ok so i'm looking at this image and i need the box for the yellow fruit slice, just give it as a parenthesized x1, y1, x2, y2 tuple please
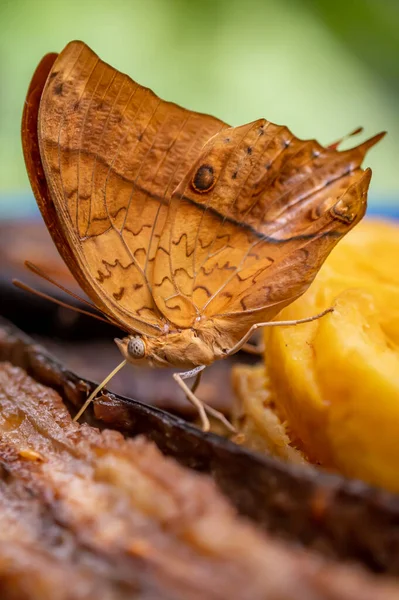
(231, 364, 306, 464)
(263, 219, 399, 492)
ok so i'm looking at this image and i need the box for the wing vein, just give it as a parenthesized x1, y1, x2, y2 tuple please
(143, 112, 192, 279)
(84, 70, 120, 237)
(192, 124, 271, 300)
(75, 58, 102, 232)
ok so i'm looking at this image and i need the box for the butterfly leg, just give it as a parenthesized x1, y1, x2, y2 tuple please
(191, 369, 203, 394)
(173, 367, 209, 430)
(241, 330, 265, 356)
(241, 341, 265, 356)
(173, 367, 236, 433)
(227, 307, 333, 356)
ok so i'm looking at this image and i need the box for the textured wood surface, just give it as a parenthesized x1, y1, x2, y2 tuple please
(2, 360, 399, 599)
(1, 316, 399, 577)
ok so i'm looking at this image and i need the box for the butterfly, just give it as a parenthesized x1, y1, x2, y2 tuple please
(20, 40, 384, 431)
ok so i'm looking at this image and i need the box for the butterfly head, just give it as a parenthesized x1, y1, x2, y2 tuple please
(115, 335, 151, 365)
(115, 328, 219, 369)
(127, 336, 146, 359)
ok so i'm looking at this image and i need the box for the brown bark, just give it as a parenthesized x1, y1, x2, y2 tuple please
(0, 361, 398, 600)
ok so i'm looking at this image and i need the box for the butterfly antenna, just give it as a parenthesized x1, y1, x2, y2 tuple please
(73, 359, 127, 422)
(12, 279, 114, 325)
(23, 261, 122, 327)
(25, 261, 99, 311)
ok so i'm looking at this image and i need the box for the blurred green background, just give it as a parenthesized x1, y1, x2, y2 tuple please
(0, 0, 398, 216)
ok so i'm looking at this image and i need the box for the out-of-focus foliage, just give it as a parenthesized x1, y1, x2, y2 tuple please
(0, 0, 397, 207)
(304, 0, 399, 90)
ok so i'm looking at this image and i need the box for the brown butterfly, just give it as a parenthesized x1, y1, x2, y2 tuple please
(20, 40, 384, 431)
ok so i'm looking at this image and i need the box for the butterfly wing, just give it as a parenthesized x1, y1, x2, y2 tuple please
(22, 40, 227, 336)
(153, 118, 383, 338)
(24, 40, 383, 343)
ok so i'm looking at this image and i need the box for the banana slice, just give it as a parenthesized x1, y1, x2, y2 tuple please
(263, 219, 399, 492)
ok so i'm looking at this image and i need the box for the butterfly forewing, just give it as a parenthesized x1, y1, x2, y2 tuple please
(31, 40, 227, 335)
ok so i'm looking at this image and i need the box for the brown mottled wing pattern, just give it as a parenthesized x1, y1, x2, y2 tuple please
(27, 40, 227, 336)
(153, 119, 382, 330)
(24, 40, 382, 339)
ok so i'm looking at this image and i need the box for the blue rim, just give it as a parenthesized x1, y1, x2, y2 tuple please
(0, 192, 398, 220)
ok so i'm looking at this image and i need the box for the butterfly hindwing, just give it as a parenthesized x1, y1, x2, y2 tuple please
(153, 119, 381, 334)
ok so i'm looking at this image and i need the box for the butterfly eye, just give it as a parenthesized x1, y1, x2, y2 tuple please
(127, 336, 146, 359)
(191, 164, 215, 193)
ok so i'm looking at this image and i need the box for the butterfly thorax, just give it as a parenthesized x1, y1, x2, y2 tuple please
(116, 325, 229, 370)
